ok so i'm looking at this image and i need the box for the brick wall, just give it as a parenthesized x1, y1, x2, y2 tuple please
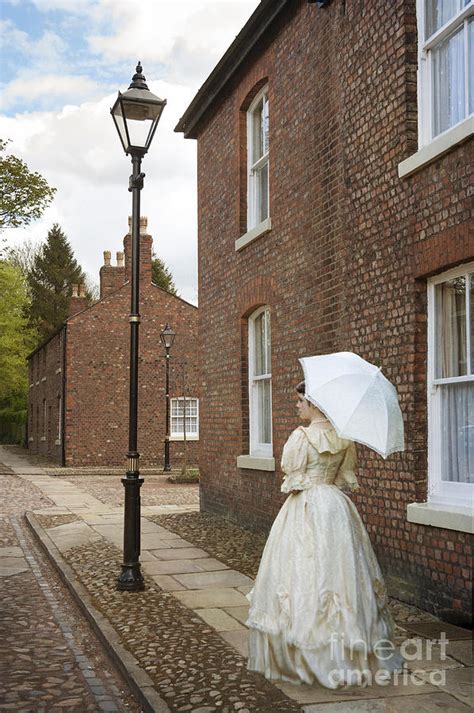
(192, 0, 473, 621)
(28, 223, 199, 470)
(64, 275, 199, 468)
(27, 329, 64, 463)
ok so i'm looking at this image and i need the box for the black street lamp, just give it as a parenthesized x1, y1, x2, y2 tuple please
(111, 63, 166, 592)
(160, 324, 176, 472)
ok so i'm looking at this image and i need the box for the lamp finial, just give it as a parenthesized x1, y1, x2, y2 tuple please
(129, 62, 149, 91)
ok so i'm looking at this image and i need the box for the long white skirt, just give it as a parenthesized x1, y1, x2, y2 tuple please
(246, 484, 404, 688)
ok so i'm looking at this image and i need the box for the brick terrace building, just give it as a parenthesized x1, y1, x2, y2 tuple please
(176, 0, 473, 622)
(27, 218, 199, 469)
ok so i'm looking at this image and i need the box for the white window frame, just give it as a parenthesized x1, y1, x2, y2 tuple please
(427, 262, 474, 508)
(247, 86, 269, 232)
(417, 0, 474, 147)
(248, 306, 273, 458)
(170, 397, 199, 441)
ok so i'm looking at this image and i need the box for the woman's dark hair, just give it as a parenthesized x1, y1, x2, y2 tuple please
(296, 381, 305, 395)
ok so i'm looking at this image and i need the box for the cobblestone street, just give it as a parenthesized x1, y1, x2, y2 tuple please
(0, 465, 142, 712)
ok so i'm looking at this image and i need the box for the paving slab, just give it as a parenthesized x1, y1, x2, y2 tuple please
(141, 558, 205, 575)
(403, 621, 472, 641)
(173, 587, 249, 609)
(220, 630, 249, 658)
(403, 639, 464, 672)
(0, 546, 24, 557)
(0, 557, 29, 576)
(448, 640, 473, 666)
(47, 521, 102, 552)
(275, 675, 439, 705)
(193, 558, 229, 571)
(413, 666, 474, 708)
(302, 691, 472, 712)
(151, 546, 210, 560)
(223, 605, 250, 625)
(150, 574, 186, 591)
(174, 569, 254, 590)
(196, 608, 246, 632)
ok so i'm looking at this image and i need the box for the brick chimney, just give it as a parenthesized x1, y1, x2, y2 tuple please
(123, 216, 153, 284)
(69, 283, 89, 316)
(99, 249, 126, 298)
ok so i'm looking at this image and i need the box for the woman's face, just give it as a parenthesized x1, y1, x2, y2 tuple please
(296, 394, 314, 422)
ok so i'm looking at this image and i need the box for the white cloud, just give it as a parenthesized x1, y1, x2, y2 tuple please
(87, 0, 259, 83)
(1, 75, 103, 111)
(0, 20, 67, 68)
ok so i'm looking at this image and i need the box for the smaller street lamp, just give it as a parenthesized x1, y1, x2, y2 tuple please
(160, 324, 176, 472)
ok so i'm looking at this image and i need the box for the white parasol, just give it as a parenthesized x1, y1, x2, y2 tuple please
(299, 352, 405, 459)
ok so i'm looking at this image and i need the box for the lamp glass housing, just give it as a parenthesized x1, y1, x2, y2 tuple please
(111, 88, 166, 155)
(160, 325, 176, 350)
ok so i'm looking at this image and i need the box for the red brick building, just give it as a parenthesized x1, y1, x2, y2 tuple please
(176, 0, 473, 622)
(27, 217, 199, 469)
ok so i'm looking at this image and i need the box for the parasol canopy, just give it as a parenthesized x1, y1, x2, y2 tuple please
(299, 352, 405, 459)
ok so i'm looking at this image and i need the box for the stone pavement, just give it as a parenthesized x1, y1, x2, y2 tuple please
(1, 446, 472, 713)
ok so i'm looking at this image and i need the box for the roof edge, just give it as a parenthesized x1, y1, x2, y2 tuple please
(174, 0, 290, 138)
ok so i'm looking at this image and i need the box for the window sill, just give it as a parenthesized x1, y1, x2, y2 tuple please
(170, 435, 199, 442)
(235, 217, 271, 252)
(237, 454, 275, 471)
(407, 501, 473, 534)
(398, 116, 474, 178)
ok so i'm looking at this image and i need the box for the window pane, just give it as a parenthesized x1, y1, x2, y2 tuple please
(470, 273, 474, 373)
(254, 312, 265, 375)
(256, 161, 269, 223)
(432, 27, 465, 136)
(264, 309, 272, 373)
(257, 379, 272, 444)
(435, 276, 467, 377)
(440, 381, 474, 483)
(262, 95, 269, 155)
(469, 18, 474, 115)
(252, 94, 269, 162)
(425, 0, 462, 39)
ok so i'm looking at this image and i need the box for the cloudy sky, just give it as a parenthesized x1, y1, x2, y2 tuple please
(0, 0, 260, 304)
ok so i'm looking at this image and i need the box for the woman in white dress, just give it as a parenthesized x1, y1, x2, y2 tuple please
(246, 381, 404, 689)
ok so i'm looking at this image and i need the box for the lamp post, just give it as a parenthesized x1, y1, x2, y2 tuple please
(111, 63, 166, 592)
(160, 324, 176, 472)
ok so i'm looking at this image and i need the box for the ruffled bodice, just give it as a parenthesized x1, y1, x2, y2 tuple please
(281, 422, 359, 493)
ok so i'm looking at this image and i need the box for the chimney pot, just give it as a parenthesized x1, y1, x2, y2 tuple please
(103, 250, 111, 266)
(71, 284, 79, 297)
(116, 251, 124, 267)
(78, 284, 86, 298)
(128, 215, 148, 235)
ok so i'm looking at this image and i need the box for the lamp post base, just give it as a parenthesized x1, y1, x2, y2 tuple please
(117, 472, 144, 592)
(117, 563, 145, 591)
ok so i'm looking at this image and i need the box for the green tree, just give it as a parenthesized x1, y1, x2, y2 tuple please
(29, 224, 87, 339)
(0, 139, 56, 230)
(152, 252, 177, 295)
(0, 261, 36, 443)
